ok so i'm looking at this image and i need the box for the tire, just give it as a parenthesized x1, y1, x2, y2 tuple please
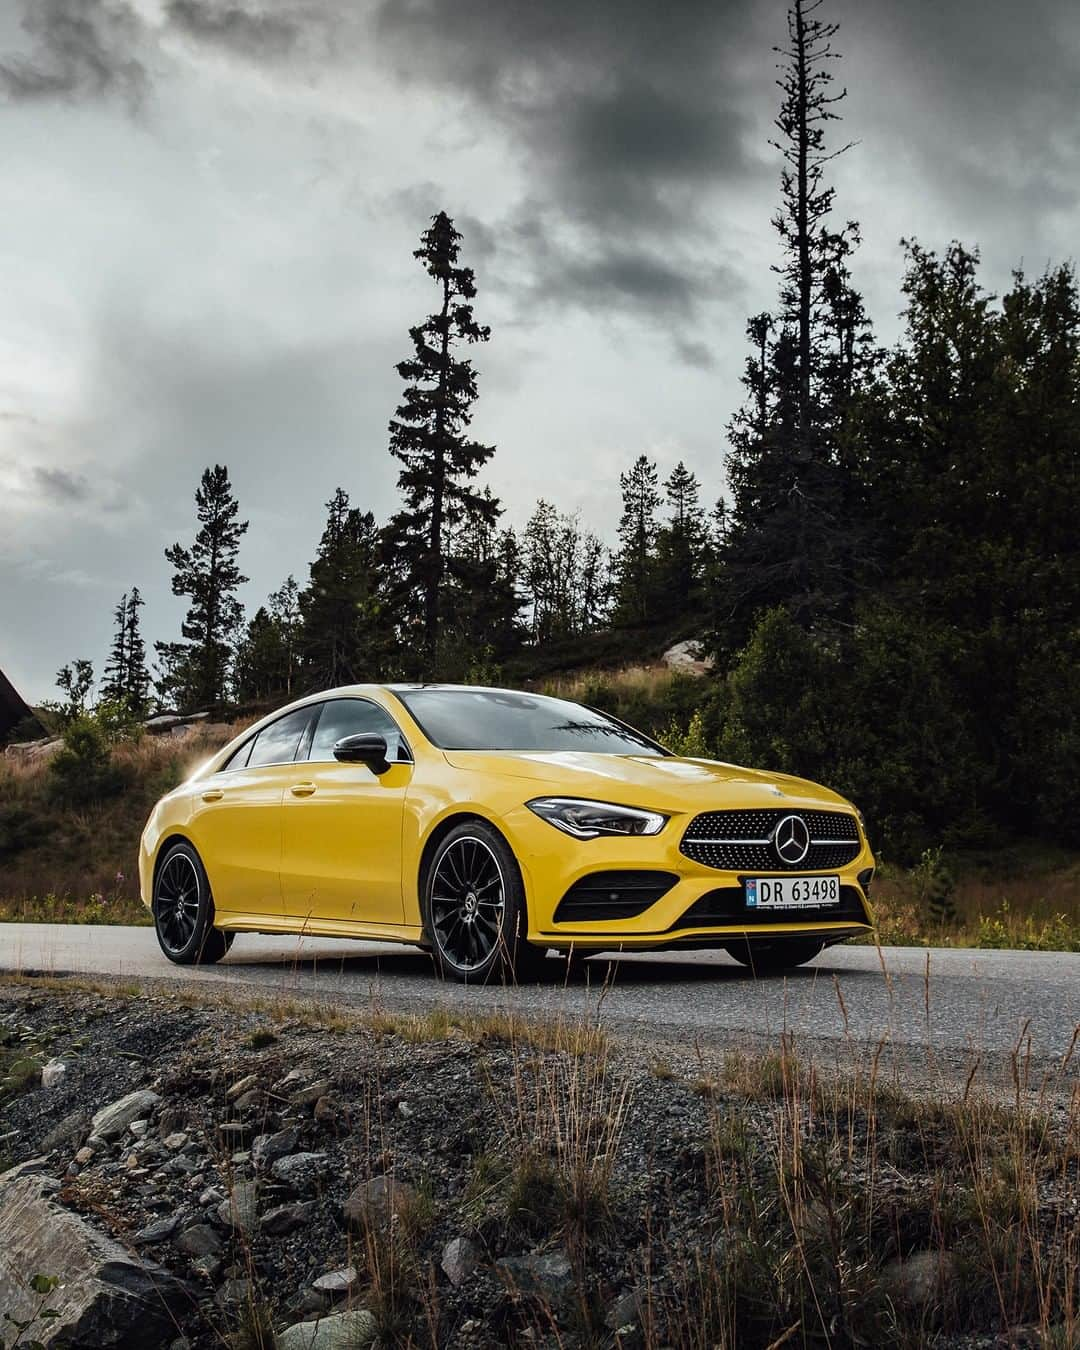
(724, 938, 823, 974)
(421, 820, 548, 985)
(152, 840, 234, 966)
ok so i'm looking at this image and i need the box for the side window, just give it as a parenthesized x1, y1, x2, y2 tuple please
(221, 738, 254, 772)
(306, 699, 411, 764)
(246, 707, 316, 769)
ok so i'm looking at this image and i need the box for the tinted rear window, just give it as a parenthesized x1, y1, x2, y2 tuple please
(397, 689, 666, 755)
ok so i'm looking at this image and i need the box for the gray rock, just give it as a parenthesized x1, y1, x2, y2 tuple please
(441, 1235, 481, 1286)
(262, 1201, 318, 1236)
(133, 1215, 181, 1244)
(163, 1131, 189, 1151)
(276, 1309, 377, 1350)
(252, 1125, 302, 1171)
(290, 1079, 334, 1108)
(343, 1175, 418, 1226)
(40, 1059, 67, 1089)
(289, 1288, 330, 1320)
(174, 1223, 224, 1257)
(40, 1110, 89, 1155)
(0, 1163, 191, 1346)
(217, 1276, 254, 1307)
(91, 1089, 161, 1140)
(217, 1180, 259, 1232)
(192, 1254, 222, 1281)
(271, 1152, 330, 1193)
(227, 1073, 259, 1101)
(880, 1250, 959, 1316)
(605, 1288, 646, 1330)
(129, 1119, 149, 1139)
(496, 1248, 574, 1297)
(312, 1266, 359, 1296)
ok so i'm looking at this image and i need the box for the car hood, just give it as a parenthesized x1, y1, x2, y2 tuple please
(441, 750, 851, 816)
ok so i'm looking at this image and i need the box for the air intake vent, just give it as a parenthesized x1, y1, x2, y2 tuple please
(553, 871, 678, 923)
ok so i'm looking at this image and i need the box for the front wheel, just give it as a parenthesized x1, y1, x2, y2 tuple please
(724, 938, 823, 974)
(153, 841, 234, 966)
(422, 821, 548, 984)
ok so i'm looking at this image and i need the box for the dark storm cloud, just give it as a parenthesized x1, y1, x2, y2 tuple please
(0, 0, 145, 106)
(31, 466, 91, 503)
(164, 0, 302, 60)
(375, 0, 765, 323)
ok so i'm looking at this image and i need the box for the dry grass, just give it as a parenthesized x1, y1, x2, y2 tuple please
(540, 661, 685, 704)
(0, 721, 241, 909)
(870, 855, 1080, 951)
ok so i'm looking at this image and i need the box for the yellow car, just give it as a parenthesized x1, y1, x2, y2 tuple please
(139, 684, 875, 981)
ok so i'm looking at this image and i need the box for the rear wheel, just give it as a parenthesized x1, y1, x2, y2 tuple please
(422, 821, 548, 984)
(153, 841, 234, 966)
(724, 938, 823, 974)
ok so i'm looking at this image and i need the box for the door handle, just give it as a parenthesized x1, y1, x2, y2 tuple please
(290, 783, 316, 798)
(201, 788, 224, 802)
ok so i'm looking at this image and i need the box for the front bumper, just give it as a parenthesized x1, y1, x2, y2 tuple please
(501, 804, 875, 951)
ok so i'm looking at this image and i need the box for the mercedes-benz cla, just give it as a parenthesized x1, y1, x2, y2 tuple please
(139, 684, 875, 981)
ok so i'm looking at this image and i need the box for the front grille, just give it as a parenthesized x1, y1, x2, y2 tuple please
(671, 885, 868, 931)
(680, 808, 860, 871)
(553, 870, 678, 923)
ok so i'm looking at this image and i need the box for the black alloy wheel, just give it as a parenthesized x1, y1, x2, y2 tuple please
(423, 820, 547, 984)
(153, 841, 233, 966)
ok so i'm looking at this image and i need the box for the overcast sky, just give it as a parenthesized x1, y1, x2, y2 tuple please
(1, 0, 1078, 700)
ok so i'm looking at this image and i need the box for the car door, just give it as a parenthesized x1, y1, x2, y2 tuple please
(280, 697, 412, 929)
(190, 705, 318, 920)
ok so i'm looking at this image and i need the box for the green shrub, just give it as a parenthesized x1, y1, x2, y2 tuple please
(48, 715, 125, 806)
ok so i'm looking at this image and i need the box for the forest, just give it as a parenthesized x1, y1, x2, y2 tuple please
(28, 2, 1079, 866)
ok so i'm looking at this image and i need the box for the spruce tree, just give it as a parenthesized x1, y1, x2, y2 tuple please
(613, 455, 660, 624)
(123, 588, 150, 714)
(385, 212, 497, 671)
(101, 592, 129, 705)
(299, 489, 389, 688)
(156, 465, 248, 710)
(721, 0, 873, 640)
(656, 462, 708, 613)
(441, 490, 522, 668)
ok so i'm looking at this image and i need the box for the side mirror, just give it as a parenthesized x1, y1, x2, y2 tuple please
(333, 733, 390, 774)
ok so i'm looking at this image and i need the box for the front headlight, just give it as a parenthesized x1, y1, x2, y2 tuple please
(526, 797, 667, 839)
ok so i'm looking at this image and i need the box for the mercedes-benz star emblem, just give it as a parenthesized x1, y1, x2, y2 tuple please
(773, 814, 810, 865)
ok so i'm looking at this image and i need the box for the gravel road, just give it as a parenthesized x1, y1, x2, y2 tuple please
(2, 924, 1078, 1089)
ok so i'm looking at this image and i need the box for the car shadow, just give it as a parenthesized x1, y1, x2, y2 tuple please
(220, 941, 858, 987)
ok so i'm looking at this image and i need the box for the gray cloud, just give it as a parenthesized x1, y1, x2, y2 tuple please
(375, 0, 766, 323)
(164, 0, 302, 60)
(0, 0, 145, 106)
(31, 466, 91, 503)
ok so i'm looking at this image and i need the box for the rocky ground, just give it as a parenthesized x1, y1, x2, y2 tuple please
(0, 975, 1076, 1349)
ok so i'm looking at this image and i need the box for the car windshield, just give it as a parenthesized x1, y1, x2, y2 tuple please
(396, 688, 668, 755)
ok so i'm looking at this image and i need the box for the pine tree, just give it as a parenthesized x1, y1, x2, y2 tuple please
(155, 465, 248, 710)
(613, 455, 660, 624)
(123, 588, 150, 714)
(441, 490, 522, 669)
(299, 489, 389, 688)
(721, 0, 873, 641)
(656, 462, 708, 613)
(385, 212, 497, 671)
(101, 592, 129, 705)
(101, 588, 149, 714)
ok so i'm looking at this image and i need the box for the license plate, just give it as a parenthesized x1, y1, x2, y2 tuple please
(745, 875, 841, 909)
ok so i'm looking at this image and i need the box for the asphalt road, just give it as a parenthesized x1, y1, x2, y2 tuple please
(2, 924, 1078, 1089)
